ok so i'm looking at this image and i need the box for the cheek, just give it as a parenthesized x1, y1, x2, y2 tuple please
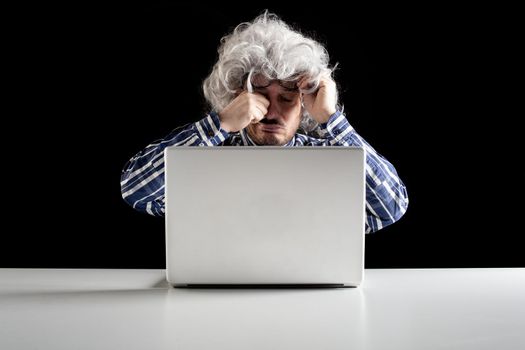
(281, 101, 302, 122)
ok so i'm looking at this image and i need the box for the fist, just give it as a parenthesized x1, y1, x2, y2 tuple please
(218, 92, 270, 133)
(299, 76, 337, 124)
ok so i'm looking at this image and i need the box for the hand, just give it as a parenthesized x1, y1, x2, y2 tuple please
(299, 75, 337, 124)
(218, 91, 270, 133)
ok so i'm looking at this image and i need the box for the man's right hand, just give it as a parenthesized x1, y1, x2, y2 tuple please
(218, 91, 269, 133)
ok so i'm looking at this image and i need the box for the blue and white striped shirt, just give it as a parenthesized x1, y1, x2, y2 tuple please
(121, 111, 408, 233)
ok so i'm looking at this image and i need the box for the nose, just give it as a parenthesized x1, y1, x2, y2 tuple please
(265, 98, 281, 120)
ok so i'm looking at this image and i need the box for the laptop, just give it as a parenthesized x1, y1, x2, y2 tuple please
(164, 147, 366, 287)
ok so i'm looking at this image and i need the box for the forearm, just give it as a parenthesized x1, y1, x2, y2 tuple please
(120, 113, 229, 216)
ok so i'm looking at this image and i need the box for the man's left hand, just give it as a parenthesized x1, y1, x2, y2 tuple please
(299, 75, 337, 124)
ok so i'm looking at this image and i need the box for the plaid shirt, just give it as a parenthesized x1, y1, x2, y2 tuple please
(121, 111, 408, 233)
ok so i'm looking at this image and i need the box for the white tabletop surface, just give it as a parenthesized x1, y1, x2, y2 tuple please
(1, 268, 524, 350)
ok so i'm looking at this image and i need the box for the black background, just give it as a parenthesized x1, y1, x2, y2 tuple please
(3, 2, 518, 268)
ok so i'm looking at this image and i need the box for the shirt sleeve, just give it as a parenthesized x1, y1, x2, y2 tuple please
(305, 111, 409, 233)
(120, 113, 229, 216)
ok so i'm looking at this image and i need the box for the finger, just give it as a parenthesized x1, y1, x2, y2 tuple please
(252, 103, 267, 122)
(299, 79, 318, 95)
(298, 78, 311, 91)
(251, 92, 270, 108)
(318, 75, 335, 89)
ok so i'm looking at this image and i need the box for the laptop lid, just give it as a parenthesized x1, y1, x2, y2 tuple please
(164, 147, 365, 286)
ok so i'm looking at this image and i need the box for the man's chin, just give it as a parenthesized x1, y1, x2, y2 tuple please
(251, 131, 289, 146)
(262, 136, 286, 146)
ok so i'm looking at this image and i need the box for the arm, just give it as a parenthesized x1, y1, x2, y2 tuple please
(120, 113, 229, 216)
(300, 76, 408, 233)
(306, 111, 409, 233)
(121, 90, 267, 216)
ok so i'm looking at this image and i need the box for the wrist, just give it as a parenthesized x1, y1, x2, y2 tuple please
(315, 108, 337, 124)
(218, 113, 233, 133)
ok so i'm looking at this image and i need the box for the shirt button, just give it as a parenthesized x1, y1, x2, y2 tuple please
(207, 130, 214, 137)
(199, 143, 204, 146)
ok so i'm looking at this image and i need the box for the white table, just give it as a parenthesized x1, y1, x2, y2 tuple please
(1, 268, 523, 350)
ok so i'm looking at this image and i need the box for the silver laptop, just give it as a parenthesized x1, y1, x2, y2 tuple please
(164, 147, 365, 287)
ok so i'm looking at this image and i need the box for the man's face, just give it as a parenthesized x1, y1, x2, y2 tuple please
(245, 78, 303, 146)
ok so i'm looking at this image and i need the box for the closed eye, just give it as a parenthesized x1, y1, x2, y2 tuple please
(279, 95, 293, 103)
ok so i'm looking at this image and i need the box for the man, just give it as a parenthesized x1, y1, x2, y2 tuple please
(120, 12, 408, 233)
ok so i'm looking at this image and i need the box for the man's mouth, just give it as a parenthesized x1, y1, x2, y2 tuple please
(260, 124, 283, 132)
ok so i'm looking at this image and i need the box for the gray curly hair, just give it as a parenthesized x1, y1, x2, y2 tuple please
(203, 11, 338, 134)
